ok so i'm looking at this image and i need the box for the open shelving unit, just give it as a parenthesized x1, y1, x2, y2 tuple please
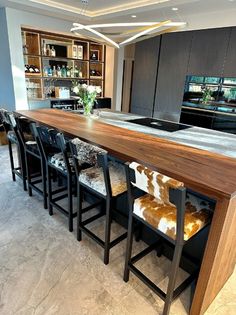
(21, 28, 105, 101)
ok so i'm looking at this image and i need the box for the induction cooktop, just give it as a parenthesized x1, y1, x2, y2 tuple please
(127, 118, 192, 132)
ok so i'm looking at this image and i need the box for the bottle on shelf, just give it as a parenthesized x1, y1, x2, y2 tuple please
(48, 66, 52, 77)
(51, 46, 56, 57)
(43, 66, 49, 77)
(42, 40, 47, 56)
(28, 65, 35, 73)
(66, 66, 71, 78)
(74, 65, 79, 78)
(57, 65, 62, 77)
(25, 65, 29, 73)
(61, 65, 67, 78)
(79, 69, 83, 78)
(52, 65, 57, 77)
(46, 44, 51, 56)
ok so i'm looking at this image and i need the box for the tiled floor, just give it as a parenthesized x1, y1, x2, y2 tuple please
(0, 144, 235, 315)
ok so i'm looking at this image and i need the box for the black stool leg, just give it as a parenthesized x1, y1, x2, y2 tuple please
(104, 198, 112, 265)
(68, 176, 73, 232)
(25, 152, 32, 196)
(8, 141, 15, 181)
(123, 212, 135, 282)
(163, 243, 183, 315)
(77, 182, 82, 241)
(47, 165, 53, 215)
(41, 159, 47, 209)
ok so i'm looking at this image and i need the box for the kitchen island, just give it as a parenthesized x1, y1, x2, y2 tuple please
(15, 108, 236, 315)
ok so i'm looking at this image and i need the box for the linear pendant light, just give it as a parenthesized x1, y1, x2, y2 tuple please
(71, 21, 186, 48)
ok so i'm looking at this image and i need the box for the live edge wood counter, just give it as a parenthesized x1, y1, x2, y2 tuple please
(16, 109, 236, 315)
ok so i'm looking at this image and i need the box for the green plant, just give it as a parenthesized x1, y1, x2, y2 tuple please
(73, 83, 101, 115)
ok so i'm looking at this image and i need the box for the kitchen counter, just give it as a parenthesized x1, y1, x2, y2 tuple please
(15, 108, 236, 315)
(95, 110, 236, 158)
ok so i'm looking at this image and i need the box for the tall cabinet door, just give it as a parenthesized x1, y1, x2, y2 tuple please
(188, 28, 230, 76)
(223, 28, 236, 77)
(153, 31, 193, 122)
(130, 37, 160, 117)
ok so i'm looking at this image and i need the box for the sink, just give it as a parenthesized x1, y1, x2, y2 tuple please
(127, 118, 192, 132)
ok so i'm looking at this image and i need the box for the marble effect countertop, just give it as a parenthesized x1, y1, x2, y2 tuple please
(93, 110, 236, 159)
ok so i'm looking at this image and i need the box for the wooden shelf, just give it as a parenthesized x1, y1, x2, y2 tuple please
(42, 56, 90, 62)
(22, 28, 106, 100)
(43, 76, 89, 80)
(25, 73, 42, 77)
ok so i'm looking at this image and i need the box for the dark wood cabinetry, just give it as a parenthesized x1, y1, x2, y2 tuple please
(153, 32, 192, 122)
(223, 28, 236, 77)
(130, 37, 160, 117)
(187, 28, 230, 76)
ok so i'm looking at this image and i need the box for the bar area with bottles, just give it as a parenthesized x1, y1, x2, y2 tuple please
(22, 29, 105, 105)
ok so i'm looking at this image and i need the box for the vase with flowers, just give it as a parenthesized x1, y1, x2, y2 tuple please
(73, 83, 102, 116)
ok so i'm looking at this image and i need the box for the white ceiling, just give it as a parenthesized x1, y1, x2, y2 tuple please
(1, 0, 236, 33)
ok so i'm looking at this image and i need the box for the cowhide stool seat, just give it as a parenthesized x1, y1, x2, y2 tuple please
(70, 138, 127, 265)
(35, 126, 77, 232)
(0, 109, 28, 191)
(123, 162, 213, 315)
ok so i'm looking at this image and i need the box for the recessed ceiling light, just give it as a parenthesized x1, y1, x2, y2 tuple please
(172, 7, 178, 11)
(131, 15, 137, 18)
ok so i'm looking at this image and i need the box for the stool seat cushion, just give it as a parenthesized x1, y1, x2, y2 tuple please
(7, 131, 17, 143)
(79, 161, 127, 196)
(133, 192, 212, 241)
(48, 152, 74, 172)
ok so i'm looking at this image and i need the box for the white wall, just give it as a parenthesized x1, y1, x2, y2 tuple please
(0, 8, 15, 110)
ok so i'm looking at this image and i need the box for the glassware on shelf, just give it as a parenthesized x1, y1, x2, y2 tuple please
(52, 66, 57, 77)
(48, 66, 52, 77)
(46, 44, 51, 56)
(74, 65, 79, 78)
(66, 66, 71, 78)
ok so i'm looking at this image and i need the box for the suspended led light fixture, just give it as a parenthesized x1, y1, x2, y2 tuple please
(70, 0, 186, 48)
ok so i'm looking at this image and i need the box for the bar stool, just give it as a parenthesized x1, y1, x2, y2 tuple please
(36, 126, 76, 231)
(15, 117, 50, 209)
(0, 109, 27, 191)
(123, 162, 213, 315)
(69, 137, 127, 265)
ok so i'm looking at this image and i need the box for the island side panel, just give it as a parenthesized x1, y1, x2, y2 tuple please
(190, 195, 236, 315)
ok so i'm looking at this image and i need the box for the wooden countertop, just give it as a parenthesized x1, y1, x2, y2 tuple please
(16, 108, 236, 199)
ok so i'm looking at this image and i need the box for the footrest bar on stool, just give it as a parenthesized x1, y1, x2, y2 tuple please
(82, 212, 105, 226)
(131, 240, 162, 264)
(110, 232, 127, 248)
(173, 269, 199, 300)
(52, 193, 68, 203)
(129, 264, 166, 300)
(81, 201, 103, 214)
(51, 186, 67, 195)
(81, 226, 105, 247)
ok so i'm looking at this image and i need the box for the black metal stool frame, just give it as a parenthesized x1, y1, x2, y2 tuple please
(70, 141, 127, 265)
(123, 163, 210, 315)
(36, 127, 77, 232)
(15, 117, 48, 209)
(3, 112, 27, 191)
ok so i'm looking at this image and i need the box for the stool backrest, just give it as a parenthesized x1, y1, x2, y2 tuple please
(129, 162, 184, 205)
(70, 138, 107, 167)
(70, 138, 112, 197)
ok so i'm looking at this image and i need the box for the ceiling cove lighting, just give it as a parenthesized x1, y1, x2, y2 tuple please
(71, 21, 186, 48)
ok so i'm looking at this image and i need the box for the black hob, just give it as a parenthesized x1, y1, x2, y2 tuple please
(127, 118, 191, 132)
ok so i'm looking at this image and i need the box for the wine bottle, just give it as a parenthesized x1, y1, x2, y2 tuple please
(28, 65, 35, 73)
(57, 65, 61, 77)
(42, 40, 47, 56)
(51, 46, 56, 57)
(52, 65, 57, 77)
(61, 65, 66, 77)
(48, 66, 52, 77)
(46, 44, 51, 56)
(74, 65, 79, 78)
(66, 66, 71, 77)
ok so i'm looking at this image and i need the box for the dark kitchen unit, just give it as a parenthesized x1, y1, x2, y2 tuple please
(180, 75, 236, 134)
